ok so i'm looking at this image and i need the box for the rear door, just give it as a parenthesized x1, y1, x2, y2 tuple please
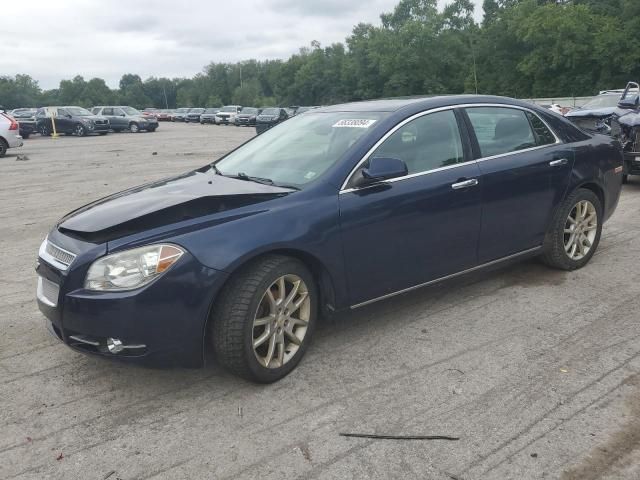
(55, 108, 71, 133)
(463, 106, 574, 263)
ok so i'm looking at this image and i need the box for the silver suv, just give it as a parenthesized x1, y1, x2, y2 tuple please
(0, 110, 24, 157)
(91, 106, 158, 133)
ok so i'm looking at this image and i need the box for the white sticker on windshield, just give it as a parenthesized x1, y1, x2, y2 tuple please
(332, 119, 377, 128)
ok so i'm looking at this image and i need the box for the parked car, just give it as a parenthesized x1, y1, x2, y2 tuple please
(35, 96, 623, 382)
(171, 108, 191, 122)
(0, 111, 23, 157)
(610, 82, 640, 183)
(294, 106, 320, 115)
(10, 108, 37, 139)
(200, 108, 220, 124)
(185, 108, 206, 123)
(156, 109, 174, 121)
(91, 106, 158, 133)
(255, 107, 289, 134)
(565, 92, 626, 133)
(235, 107, 261, 127)
(35, 107, 110, 136)
(215, 105, 242, 125)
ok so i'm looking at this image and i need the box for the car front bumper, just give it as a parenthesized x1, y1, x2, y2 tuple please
(36, 237, 228, 367)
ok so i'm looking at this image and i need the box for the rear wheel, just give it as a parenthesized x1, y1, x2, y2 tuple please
(148, 127, 156, 132)
(98, 132, 108, 136)
(0, 138, 7, 157)
(541, 188, 602, 271)
(211, 255, 317, 383)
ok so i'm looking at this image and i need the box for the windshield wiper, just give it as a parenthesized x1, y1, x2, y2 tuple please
(233, 172, 276, 186)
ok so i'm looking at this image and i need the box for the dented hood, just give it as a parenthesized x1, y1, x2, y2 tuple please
(57, 168, 294, 242)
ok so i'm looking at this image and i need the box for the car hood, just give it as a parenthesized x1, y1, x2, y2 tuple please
(565, 107, 617, 118)
(57, 169, 294, 243)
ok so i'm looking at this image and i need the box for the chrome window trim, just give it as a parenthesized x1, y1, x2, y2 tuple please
(350, 246, 542, 309)
(339, 103, 563, 194)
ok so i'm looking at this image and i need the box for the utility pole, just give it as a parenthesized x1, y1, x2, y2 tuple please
(162, 84, 169, 109)
(240, 64, 243, 89)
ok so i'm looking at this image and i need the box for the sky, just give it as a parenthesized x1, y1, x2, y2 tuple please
(1, 0, 484, 90)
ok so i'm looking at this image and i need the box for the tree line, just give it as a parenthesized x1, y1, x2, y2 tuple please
(2, 0, 639, 110)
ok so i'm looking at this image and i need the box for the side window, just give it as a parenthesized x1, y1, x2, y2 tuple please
(102, 108, 114, 116)
(57, 108, 68, 117)
(370, 110, 464, 175)
(525, 111, 556, 146)
(466, 107, 536, 158)
(91, 108, 100, 115)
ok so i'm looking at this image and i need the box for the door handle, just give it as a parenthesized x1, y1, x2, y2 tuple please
(549, 158, 569, 167)
(451, 179, 479, 190)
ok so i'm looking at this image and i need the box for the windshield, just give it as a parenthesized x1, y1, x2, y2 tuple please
(220, 106, 237, 112)
(241, 108, 258, 114)
(121, 106, 141, 115)
(176, 108, 189, 113)
(581, 95, 621, 110)
(261, 108, 279, 115)
(190, 108, 205, 113)
(215, 111, 387, 188)
(66, 107, 93, 116)
(205, 108, 218, 113)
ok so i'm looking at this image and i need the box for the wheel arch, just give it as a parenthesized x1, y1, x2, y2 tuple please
(576, 181, 605, 213)
(200, 248, 338, 364)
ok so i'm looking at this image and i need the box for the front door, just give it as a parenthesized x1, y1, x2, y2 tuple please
(463, 106, 574, 263)
(339, 109, 482, 306)
(55, 108, 72, 133)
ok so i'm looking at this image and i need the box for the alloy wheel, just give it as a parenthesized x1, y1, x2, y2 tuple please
(130, 123, 139, 133)
(252, 274, 310, 369)
(75, 125, 85, 136)
(564, 200, 598, 261)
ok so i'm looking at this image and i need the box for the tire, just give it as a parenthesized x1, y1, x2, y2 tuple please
(39, 124, 50, 136)
(541, 188, 603, 271)
(75, 124, 86, 137)
(0, 138, 7, 157)
(98, 132, 108, 136)
(148, 127, 157, 132)
(211, 255, 318, 383)
(129, 122, 139, 133)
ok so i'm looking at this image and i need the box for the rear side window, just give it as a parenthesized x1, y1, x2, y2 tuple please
(525, 111, 556, 146)
(102, 108, 114, 115)
(371, 109, 464, 175)
(466, 107, 537, 158)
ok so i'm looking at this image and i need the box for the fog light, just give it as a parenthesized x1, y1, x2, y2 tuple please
(107, 337, 124, 354)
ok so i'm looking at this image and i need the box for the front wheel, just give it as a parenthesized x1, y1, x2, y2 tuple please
(148, 127, 156, 132)
(75, 124, 86, 137)
(211, 255, 317, 383)
(541, 188, 602, 271)
(39, 124, 50, 136)
(129, 122, 139, 133)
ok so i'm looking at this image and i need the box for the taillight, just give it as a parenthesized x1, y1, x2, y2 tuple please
(2, 113, 19, 130)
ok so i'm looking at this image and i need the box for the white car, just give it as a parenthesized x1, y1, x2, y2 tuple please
(214, 105, 242, 125)
(0, 111, 24, 157)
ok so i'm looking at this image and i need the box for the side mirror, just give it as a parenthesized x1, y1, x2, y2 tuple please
(355, 157, 408, 187)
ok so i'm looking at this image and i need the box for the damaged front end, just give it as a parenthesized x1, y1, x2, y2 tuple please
(610, 82, 640, 180)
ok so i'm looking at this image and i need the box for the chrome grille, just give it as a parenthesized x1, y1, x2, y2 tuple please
(44, 240, 76, 267)
(37, 277, 60, 307)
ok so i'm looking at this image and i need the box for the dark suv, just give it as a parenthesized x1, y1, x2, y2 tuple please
(255, 107, 289, 134)
(10, 108, 37, 138)
(36, 107, 110, 136)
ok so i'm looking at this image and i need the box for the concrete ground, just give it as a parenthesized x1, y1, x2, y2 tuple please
(1, 122, 639, 480)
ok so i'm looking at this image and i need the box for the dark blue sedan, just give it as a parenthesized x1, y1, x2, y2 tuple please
(36, 96, 624, 382)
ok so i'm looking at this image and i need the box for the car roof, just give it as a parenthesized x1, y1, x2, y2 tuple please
(315, 95, 538, 113)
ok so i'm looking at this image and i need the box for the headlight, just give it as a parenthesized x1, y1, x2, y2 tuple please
(81, 118, 93, 124)
(85, 244, 184, 291)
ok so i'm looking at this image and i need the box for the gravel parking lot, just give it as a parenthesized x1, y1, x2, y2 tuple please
(1, 122, 640, 480)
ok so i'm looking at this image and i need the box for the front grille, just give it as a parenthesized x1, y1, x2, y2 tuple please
(94, 120, 107, 125)
(37, 276, 60, 307)
(45, 241, 76, 267)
